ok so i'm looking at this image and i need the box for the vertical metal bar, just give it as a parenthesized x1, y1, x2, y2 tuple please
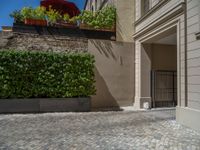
(153, 71, 156, 108)
(151, 70, 155, 108)
(172, 71, 175, 107)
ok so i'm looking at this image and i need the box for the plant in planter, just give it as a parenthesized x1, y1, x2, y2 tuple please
(21, 7, 34, 25)
(21, 6, 47, 26)
(0, 50, 96, 113)
(46, 6, 62, 26)
(55, 13, 77, 28)
(62, 14, 78, 28)
(79, 5, 116, 32)
(33, 6, 47, 26)
(9, 10, 24, 24)
(63, 13, 70, 22)
(79, 10, 94, 29)
(99, 5, 116, 31)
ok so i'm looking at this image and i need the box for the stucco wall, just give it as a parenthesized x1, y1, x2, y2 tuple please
(88, 40, 135, 109)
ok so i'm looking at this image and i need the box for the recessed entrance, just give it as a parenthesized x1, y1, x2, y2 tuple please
(141, 27, 177, 108)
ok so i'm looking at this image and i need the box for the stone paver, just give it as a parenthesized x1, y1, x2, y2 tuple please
(0, 109, 199, 150)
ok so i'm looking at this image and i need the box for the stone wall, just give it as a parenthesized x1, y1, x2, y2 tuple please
(0, 32, 88, 52)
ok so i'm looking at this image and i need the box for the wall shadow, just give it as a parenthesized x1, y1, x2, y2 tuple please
(92, 67, 120, 110)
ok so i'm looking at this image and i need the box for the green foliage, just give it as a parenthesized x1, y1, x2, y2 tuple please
(46, 6, 62, 24)
(79, 5, 116, 29)
(0, 50, 96, 99)
(63, 13, 70, 22)
(21, 7, 34, 19)
(20, 6, 46, 20)
(69, 16, 78, 24)
(79, 10, 94, 25)
(9, 10, 24, 23)
(33, 6, 46, 20)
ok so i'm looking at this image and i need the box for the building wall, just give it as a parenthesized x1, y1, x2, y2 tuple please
(186, 0, 200, 110)
(134, 0, 200, 131)
(176, 0, 200, 132)
(88, 40, 135, 109)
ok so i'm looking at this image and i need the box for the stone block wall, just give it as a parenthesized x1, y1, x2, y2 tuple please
(0, 32, 88, 52)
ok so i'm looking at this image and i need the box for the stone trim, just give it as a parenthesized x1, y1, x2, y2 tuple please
(133, 2, 185, 39)
(135, 0, 170, 26)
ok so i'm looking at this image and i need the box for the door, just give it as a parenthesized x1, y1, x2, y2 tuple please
(152, 70, 177, 108)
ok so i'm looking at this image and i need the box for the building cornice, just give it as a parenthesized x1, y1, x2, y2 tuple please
(134, 0, 170, 26)
(133, 2, 185, 39)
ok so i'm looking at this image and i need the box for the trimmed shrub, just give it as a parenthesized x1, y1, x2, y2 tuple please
(0, 50, 96, 98)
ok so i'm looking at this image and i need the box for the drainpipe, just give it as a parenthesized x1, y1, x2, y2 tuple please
(184, 0, 188, 107)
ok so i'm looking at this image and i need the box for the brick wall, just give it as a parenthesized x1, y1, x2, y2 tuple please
(0, 32, 88, 52)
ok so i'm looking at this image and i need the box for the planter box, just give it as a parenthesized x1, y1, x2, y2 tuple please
(13, 23, 116, 40)
(80, 23, 116, 32)
(54, 22, 78, 29)
(0, 98, 91, 113)
(25, 19, 47, 26)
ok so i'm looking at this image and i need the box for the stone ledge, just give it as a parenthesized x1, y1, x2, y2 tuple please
(0, 98, 91, 113)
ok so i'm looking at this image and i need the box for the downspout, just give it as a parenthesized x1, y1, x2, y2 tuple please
(184, 0, 188, 107)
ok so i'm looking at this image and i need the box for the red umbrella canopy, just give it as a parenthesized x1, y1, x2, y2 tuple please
(41, 0, 80, 17)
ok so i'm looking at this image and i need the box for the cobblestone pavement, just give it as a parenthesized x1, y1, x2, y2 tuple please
(0, 109, 200, 150)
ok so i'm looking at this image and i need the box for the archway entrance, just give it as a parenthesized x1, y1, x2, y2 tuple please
(135, 26, 178, 109)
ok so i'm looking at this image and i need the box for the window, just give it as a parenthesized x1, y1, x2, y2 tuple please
(142, 0, 150, 15)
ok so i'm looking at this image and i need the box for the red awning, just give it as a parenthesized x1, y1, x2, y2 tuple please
(41, 0, 80, 17)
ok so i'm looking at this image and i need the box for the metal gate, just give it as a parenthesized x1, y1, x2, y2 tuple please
(151, 70, 177, 108)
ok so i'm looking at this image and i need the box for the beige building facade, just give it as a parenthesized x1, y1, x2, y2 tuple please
(134, 0, 200, 131)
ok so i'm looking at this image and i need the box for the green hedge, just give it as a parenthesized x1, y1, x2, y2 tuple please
(0, 50, 96, 98)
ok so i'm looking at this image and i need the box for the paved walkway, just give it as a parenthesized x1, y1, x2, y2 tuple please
(0, 109, 199, 150)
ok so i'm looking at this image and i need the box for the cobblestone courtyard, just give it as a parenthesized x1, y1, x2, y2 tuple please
(0, 109, 200, 150)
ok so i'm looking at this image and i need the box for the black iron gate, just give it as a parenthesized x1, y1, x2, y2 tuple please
(151, 70, 177, 108)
